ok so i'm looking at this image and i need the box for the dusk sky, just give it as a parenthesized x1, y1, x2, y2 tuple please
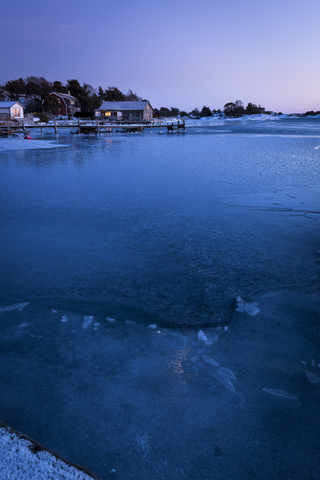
(1, 0, 320, 113)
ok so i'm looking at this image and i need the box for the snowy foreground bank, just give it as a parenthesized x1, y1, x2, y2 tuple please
(0, 422, 102, 480)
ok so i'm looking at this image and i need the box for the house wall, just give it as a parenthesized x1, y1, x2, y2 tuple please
(10, 104, 24, 119)
(0, 104, 24, 119)
(96, 103, 153, 122)
(143, 104, 153, 121)
(0, 109, 10, 120)
(51, 94, 67, 116)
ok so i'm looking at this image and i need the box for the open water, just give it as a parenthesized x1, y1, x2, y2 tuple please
(0, 118, 320, 479)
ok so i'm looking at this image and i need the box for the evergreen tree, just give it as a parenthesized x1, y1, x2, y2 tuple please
(200, 106, 212, 117)
(125, 89, 142, 101)
(104, 87, 125, 101)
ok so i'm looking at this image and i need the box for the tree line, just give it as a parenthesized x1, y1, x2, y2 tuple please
(0, 76, 144, 114)
(1, 78, 317, 117)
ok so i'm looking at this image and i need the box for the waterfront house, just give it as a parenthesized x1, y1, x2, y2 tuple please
(49, 92, 81, 117)
(95, 101, 153, 121)
(0, 101, 24, 120)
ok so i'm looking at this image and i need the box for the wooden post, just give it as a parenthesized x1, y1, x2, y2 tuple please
(22, 120, 26, 132)
(97, 120, 99, 134)
(54, 119, 58, 134)
(40, 126, 43, 135)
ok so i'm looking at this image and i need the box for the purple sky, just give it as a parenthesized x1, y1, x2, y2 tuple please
(1, 0, 319, 112)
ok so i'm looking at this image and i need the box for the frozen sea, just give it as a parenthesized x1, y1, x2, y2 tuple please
(0, 118, 320, 479)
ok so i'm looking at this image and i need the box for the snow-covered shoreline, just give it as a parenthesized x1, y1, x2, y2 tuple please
(0, 138, 66, 152)
(0, 421, 102, 480)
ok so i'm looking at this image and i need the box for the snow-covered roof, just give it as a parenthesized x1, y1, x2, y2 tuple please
(50, 92, 81, 108)
(0, 101, 24, 109)
(98, 101, 150, 111)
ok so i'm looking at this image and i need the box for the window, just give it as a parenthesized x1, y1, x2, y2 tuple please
(13, 108, 20, 117)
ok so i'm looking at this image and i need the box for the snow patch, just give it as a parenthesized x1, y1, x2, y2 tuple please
(0, 424, 99, 479)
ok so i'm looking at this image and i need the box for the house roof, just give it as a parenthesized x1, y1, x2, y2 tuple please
(0, 101, 24, 109)
(98, 101, 150, 111)
(50, 92, 81, 108)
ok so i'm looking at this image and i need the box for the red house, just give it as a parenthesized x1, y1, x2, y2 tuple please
(49, 92, 81, 116)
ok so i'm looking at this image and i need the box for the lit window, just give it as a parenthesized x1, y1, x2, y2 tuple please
(105, 111, 111, 116)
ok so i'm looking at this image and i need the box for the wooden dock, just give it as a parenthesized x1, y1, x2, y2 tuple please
(0, 119, 186, 136)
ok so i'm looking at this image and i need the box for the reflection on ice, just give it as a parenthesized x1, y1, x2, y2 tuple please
(1, 119, 320, 479)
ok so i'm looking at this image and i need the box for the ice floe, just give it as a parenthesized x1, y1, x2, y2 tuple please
(213, 373, 236, 392)
(106, 317, 115, 322)
(305, 370, 320, 384)
(203, 355, 219, 367)
(218, 367, 236, 379)
(263, 388, 298, 399)
(198, 330, 207, 342)
(197, 330, 218, 345)
(236, 297, 260, 316)
(148, 324, 157, 329)
(83, 316, 93, 330)
(19, 323, 28, 328)
(0, 302, 29, 312)
(61, 315, 68, 322)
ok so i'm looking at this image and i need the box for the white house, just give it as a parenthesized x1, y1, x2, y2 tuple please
(0, 101, 24, 120)
(95, 101, 153, 122)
